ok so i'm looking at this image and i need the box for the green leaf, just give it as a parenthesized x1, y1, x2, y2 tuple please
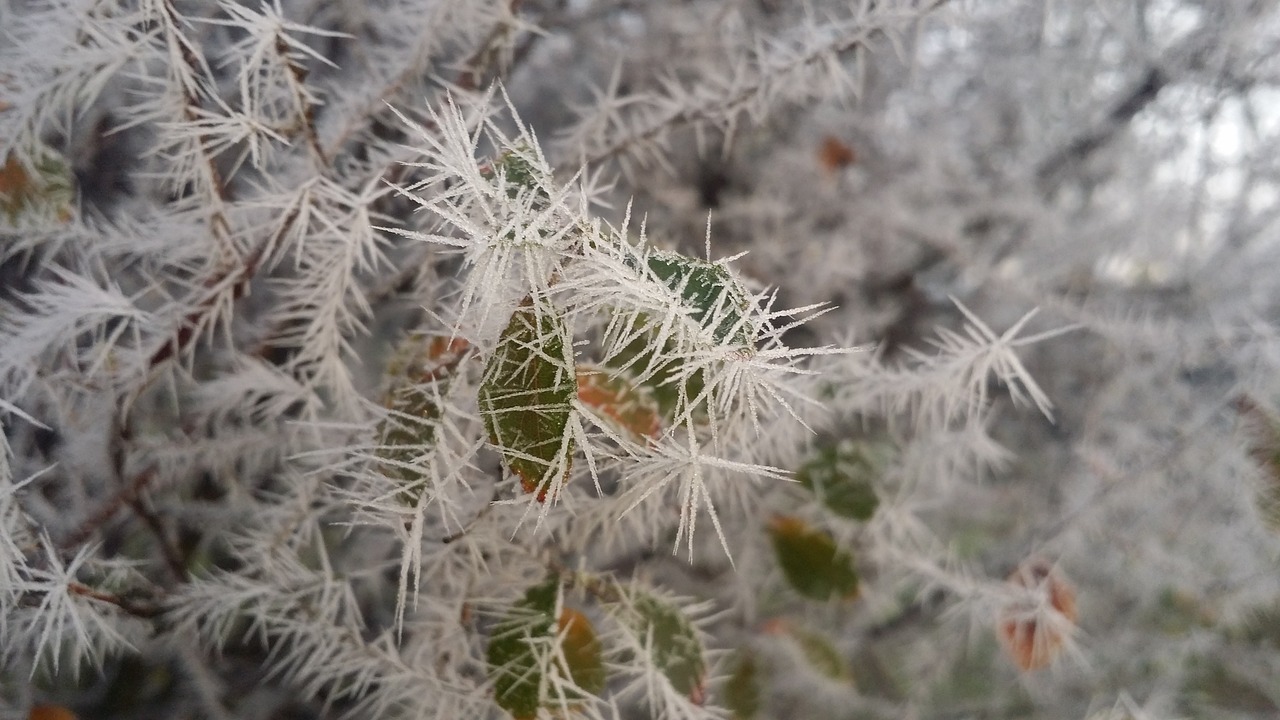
(601, 250, 754, 430)
(786, 627, 852, 684)
(723, 650, 761, 720)
(482, 147, 550, 207)
(488, 578, 560, 720)
(796, 440, 884, 521)
(486, 579, 607, 719)
(479, 297, 576, 501)
(605, 321, 707, 423)
(622, 591, 706, 703)
(768, 516, 859, 601)
(640, 250, 754, 347)
(376, 336, 470, 503)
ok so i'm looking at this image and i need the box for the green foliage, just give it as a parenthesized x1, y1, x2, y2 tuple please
(484, 147, 549, 205)
(640, 251, 755, 347)
(1148, 587, 1216, 635)
(486, 579, 606, 720)
(621, 591, 706, 702)
(606, 321, 707, 423)
(479, 297, 576, 500)
(376, 336, 469, 501)
(721, 623, 853, 719)
(768, 516, 859, 601)
(786, 626, 852, 683)
(723, 649, 761, 720)
(796, 440, 885, 521)
(487, 577, 557, 720)
(8, 0, 1272, 718)
(487, 576, 609, 719)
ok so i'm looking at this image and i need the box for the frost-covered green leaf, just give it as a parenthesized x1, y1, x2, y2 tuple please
(487, 577, 559, 720)
(479, 297, 576, 500)
(486, 578, 605, 719)
(375, 335, 469, 501)
(641, 250, 755, 347)
(620, 591, 706, 702)
(485, 148, 547, 201)
(768, 516, 859, 601)
(796, 440, 885, 521)
(605, 320, 707, 423)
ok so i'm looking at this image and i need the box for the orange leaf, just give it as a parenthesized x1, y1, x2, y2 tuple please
(576, 366, 661, 442)
(30, 706, 77, 720)
(0, 152, 33, 205)
(818, 136, 856, 173)
(557, 608, 606, 695)
(997, 559, 1077, 671)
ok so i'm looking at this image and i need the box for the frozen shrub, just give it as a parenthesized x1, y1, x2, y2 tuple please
(3, 1, 1280, 719)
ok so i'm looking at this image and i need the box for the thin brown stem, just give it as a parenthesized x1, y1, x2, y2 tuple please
(67, 581, 165, 619)
(59, 467, 158, 551)
(275, 33, 328, 167)
(126, 495, 189, 583)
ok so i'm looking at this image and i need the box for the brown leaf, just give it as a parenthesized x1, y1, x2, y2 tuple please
(30, 706, 77, 720)
(998, 559, 1077, 671)
(576, 366, 662, 442)
(818, 136, 856, 173)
